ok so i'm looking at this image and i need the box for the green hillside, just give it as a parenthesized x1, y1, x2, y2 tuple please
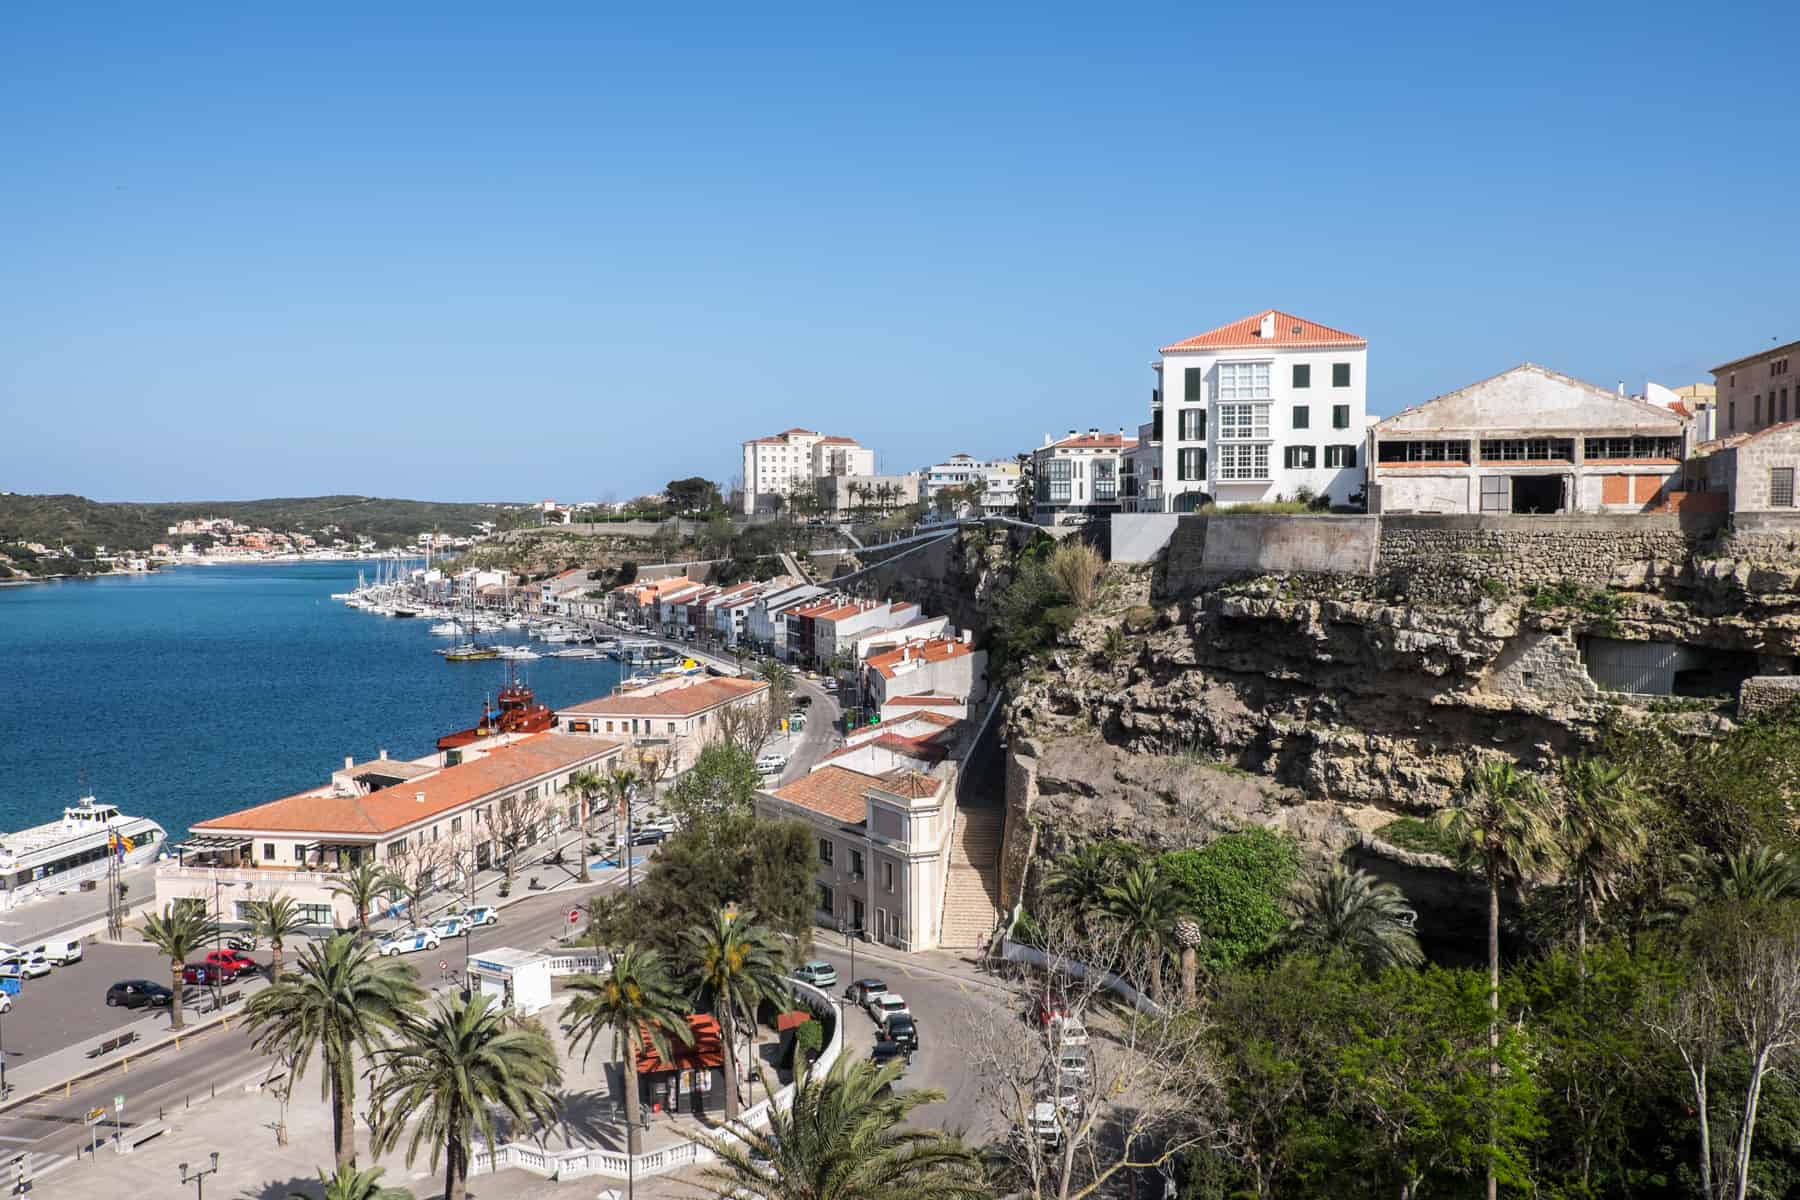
(0, 493, 522, 553)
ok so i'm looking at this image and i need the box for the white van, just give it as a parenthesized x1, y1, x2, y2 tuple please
(31, 937, 82, 965)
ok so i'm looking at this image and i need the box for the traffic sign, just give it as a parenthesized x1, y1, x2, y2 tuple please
(438, 960, 449, 971)
(84, 1108, 106, 1126)
(113, 1095, 123, 1113)
(568, 909, 580, 924)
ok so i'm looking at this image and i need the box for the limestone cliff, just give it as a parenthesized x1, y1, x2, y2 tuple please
(996, 522, 1800, 932)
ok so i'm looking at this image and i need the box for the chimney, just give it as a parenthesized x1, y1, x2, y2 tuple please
(1258, 312, 1276, 339)
(1043, 433, 1052, 447)
(379, 748, 388, 760)
(414, 791, 426, 803)
(344, 755, 354, 770)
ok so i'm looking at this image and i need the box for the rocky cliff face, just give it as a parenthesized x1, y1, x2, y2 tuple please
(997, 541, 1800, 928)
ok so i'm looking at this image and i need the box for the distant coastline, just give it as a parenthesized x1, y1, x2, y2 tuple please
(0, 553, 421, 587)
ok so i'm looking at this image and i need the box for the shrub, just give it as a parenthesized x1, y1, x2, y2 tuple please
(1157, 828, 1299, 972)
(1049, 541, 1106, 611)
(1375, 816, 1459, 857)
(1122, 604, 1157, 633)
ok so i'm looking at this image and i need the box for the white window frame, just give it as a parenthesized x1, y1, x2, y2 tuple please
(1218, 444, 1270, 481)
(1217, 361, 1271, 401)
(1216, 403, 1270, 442)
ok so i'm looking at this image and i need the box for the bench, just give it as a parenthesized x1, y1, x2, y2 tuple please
(86, 1031, 138, 1059)
(113, 1119, 167, 1154)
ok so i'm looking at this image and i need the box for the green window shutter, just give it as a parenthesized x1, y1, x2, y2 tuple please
(1184, 367, 1202, 403)
(1293, 364, 1310, 388)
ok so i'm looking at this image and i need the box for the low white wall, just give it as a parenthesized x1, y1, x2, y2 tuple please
(1110, 514, 1180, 563)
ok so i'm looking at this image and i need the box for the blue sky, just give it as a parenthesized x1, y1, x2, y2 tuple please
(4, 2, 1796, 502)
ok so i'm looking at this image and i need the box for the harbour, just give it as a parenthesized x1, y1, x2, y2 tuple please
(0, 560, 629, 846)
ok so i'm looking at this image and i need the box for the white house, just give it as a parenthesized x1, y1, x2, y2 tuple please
(1031, 429, 1137, 526)
(741, 428, 876, 515)
(1152, 309, 1369, 511)
(920, 455, 1022, 515)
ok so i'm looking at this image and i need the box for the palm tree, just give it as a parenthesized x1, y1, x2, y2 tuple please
(1556, 755, 1646, 957)
(1041, 844, 1118, 929)
(1435, 756, 1560, 1200)
(757, 659, 793, 702)
(289, 1163, 414, 1200)
(139, 901, 218, 1031)
(1101, 862, 1180, 1001)
(249, 895, 312, 982)
(566, 768, 605, 883)
(1173, 915, 1205, 1007)
(1286, 866, 1424, 970)
(564, 944, 695, 1155)
(694, 1055, 986, 1200)
(601, 766, 640, 876)
(370, 992, 562, 1200)
(329, 861, 387, 931)
(681, 910, 790, 1120)
(1654, 845, 1800, 925)
(245, 932, 426, 1169)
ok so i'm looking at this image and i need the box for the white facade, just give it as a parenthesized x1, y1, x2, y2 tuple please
(1031, 430, 1137, 526)
(745, 583, 826, 654)
(920, 455, 1022, 514)
(1152, 309, 1369, 511)
(741, 428, 876, 514)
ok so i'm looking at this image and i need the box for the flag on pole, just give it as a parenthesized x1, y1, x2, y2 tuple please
(109, 832, 134, 860)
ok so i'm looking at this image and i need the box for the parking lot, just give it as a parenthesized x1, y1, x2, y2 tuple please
(0, 941, 195, 1065)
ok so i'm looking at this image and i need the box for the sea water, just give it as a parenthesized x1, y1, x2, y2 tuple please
(0, 562, 625, 838)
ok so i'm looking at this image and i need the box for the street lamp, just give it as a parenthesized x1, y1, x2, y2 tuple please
(838, 919, 863, 985)
(178, 1152, 220, 1199)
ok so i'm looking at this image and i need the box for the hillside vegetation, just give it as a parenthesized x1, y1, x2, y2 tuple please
(0, 493, 520, 551)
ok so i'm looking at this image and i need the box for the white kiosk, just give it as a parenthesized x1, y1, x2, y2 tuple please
(468, 948, 552, 1016)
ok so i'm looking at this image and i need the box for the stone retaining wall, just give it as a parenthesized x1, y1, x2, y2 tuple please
(1739, 675, 1800, 717)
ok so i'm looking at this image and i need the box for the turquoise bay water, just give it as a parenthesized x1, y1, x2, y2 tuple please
(0, 562, 625, 839)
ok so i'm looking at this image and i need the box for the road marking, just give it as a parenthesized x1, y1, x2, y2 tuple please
(0, 1134, 37, 1143)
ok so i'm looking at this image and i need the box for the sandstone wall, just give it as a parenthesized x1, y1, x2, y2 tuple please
(1376, 514, 1709, 602)
(1739, 674, 1800, 717)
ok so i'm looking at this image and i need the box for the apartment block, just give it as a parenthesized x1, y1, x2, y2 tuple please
(741, 428, 876, 515)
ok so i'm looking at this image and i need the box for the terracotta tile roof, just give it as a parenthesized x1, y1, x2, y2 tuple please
(770, 765, 879, 824)
(866, 638, 975, 680)
(1160, 308, 1366, 353)
(561, 676, 768, 718)
(193, 732, 621, 838)
(1043, 433, 1135, 450)
(878, 770, 942, 799)
(815, 436, 858, 444)
(821, 733, 950, 766)
(791, 599, 841, 618)
(813, 603, 866, 623)
(884, 694, 962, 707)
(1740, 420, 1800, 444)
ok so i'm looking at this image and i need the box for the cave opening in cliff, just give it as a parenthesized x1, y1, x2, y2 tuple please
(1672, 649, 1762, 698)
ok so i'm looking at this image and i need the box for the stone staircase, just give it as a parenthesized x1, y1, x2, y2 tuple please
(939, 806, 1004, 948)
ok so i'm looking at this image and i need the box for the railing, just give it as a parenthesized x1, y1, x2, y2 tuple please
(544, 953, 611, 976)
(472, 977, 843, 1180)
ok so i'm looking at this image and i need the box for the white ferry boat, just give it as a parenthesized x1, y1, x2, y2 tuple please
(0, 797, 167, 907)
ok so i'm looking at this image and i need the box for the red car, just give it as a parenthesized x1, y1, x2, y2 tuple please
(1031, 990, 1071, 1029)
(202, 949, 259, 980)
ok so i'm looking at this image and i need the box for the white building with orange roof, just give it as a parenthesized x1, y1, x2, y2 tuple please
(158, 732, 625, 926)
(1030, 428, 1138, 526)
(861, 634, 987, 720)
(1152, 308, 1369, 512)
(556, 675, 770, 770)
(755, 752, 957, 951)
(741, 427, 877, 514)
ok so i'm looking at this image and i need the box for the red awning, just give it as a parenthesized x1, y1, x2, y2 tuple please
(635, 1015, 723, 1074)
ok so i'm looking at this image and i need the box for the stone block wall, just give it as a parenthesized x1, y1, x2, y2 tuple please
(1376, 515, 1704, 603)
(1481, 629, 1598, 704)
(1739, 675, 1800, 717)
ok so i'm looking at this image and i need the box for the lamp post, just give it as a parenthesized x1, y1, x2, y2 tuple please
(178, 1152, 220, 1199)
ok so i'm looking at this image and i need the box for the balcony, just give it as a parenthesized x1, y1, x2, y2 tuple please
(1144, 481, 1164, 502)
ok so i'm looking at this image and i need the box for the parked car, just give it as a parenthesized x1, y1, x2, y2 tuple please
(1016, 1100, 1065, 1149)
(628, 828, 667, 846)
(844, 978, 887, 1005)
(1048, 1016, 1089, 1046)
(377, 928, 441, 957)
(869, 1038, 909, 1067)
(202, 948, 259, 979)
(431, 915, 470, 939)
(460, 906, 499, 927)
(0, 993, 11, 1014)
(755, 753, 788, 775)
(867, 992, 911, 1026)
(31, 938, 83, 965)
(792, 960, 838, 988)
(180, 962, 216, 987)
(0, 954, 53, 980)
(883, 1012, 919, 1052)
(1056, 1045, 1090, 1082)
(1031, 989, 1071, 1029)
(106, 980, 173, 1009)
(821, 678, 838, 693)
